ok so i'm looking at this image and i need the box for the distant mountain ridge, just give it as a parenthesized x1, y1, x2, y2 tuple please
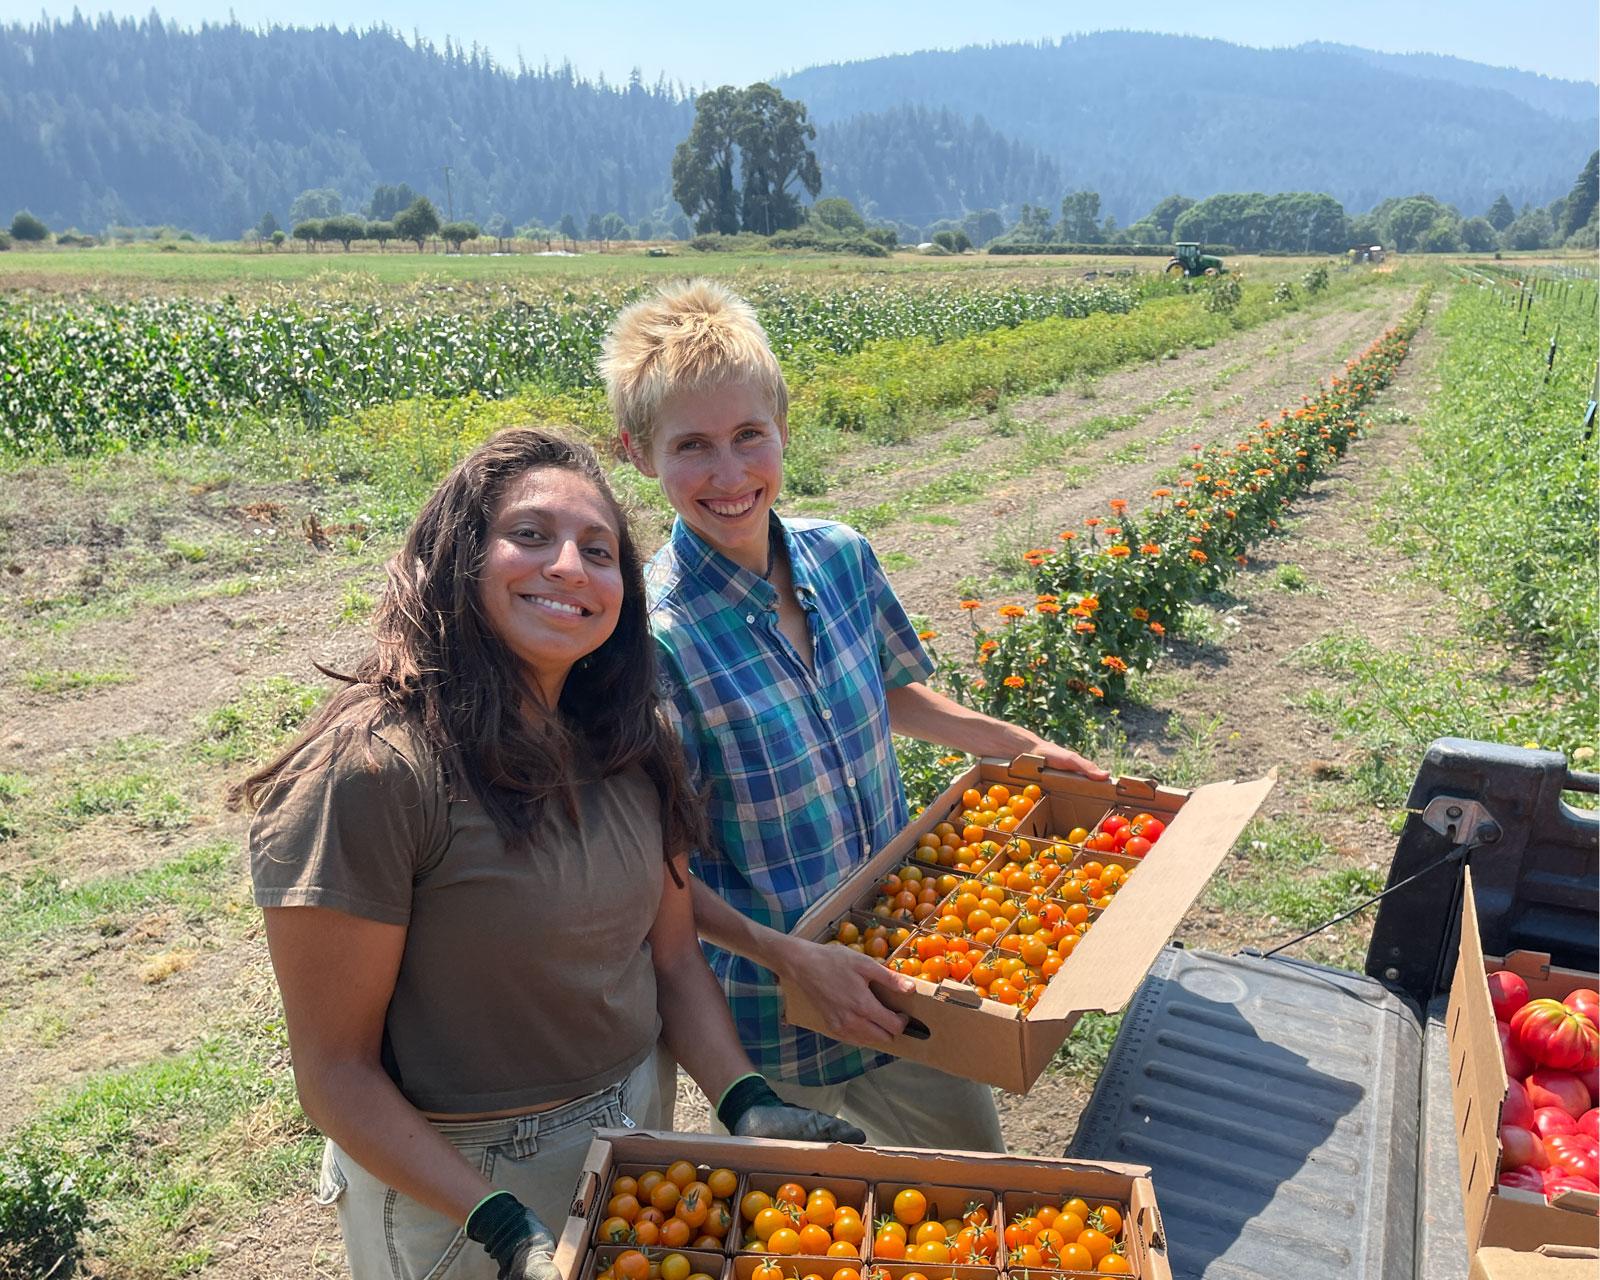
(0, 19, 1590, 237)
(777, 32, 1595, 220)
(1299, 41, 1598, 121)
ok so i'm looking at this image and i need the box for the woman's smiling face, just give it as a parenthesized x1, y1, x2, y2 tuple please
(478, 466, 625, 704)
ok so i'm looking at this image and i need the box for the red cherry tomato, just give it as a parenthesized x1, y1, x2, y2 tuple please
(1132, 817, 1166, 842)
(1100, 815, 1130, 836)
(1123, 836, 1153, 859)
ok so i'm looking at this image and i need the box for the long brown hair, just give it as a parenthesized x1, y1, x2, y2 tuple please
(236, 427, 703, 858)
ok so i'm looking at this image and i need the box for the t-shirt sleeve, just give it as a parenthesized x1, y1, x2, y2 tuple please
(248, 722, 447, 925)
(857, 533, 935, 691)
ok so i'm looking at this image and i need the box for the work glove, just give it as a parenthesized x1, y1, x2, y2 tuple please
(466, 1191, 561, 1280)
(717, 1073, 866, 1144)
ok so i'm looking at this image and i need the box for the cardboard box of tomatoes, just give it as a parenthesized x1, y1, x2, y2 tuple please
(783, 755, 1274, 1093)
(1449, 867, 1600, 1259)
(552, 1129, 1173, 1280)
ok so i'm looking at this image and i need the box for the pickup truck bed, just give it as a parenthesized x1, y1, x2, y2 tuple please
(1067, 739, 1597, 1279)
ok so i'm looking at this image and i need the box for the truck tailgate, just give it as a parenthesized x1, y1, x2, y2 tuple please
(1068, 944, 1461, 1280)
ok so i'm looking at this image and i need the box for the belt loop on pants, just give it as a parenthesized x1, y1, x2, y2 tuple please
(508, 1113, 541, 1158)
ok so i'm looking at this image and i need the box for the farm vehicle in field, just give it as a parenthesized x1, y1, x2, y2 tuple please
(1350, 244, 1387, 264)
(1165, 242, 1227, 277)
(1068, 738, 1599, 1278)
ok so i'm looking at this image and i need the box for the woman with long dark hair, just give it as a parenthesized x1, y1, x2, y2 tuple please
(242, 428, 858, 1280)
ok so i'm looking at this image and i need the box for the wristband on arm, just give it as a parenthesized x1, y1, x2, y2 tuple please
(716, 1072, 784, 1132)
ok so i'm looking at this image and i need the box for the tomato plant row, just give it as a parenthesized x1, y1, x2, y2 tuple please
(929, 286, 1434, 747)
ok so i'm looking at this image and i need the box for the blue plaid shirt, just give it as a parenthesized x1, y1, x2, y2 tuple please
(646, 515, 935, 1085)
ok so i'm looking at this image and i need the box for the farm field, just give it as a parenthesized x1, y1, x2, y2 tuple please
(0, 252, 1595, 1278)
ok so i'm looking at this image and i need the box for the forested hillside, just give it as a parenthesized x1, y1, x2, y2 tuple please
(778, 32, 1596, 220)
(0, 17, 1592, 237)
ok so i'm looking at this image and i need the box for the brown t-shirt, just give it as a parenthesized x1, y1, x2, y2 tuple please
(249, 714, 665, 1114)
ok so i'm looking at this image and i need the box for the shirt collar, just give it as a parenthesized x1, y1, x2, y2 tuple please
(669, 513, 818, 611)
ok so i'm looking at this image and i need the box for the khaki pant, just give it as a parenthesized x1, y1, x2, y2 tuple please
(318, 1055, 662, 1280)
(713, 1056, 1005, 1153)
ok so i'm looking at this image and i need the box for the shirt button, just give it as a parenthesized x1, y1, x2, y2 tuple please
(845, 775, 857, 788)
(820, 708, 833, 721)
(745, 614, 756, 624)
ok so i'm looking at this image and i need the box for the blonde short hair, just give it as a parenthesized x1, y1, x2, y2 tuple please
(599, 278, 788, 457)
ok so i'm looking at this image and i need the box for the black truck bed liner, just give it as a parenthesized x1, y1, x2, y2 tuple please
(1068, 945, 1457, 1279)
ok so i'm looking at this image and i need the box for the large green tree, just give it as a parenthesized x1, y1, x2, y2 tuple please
(1559, 151, 1598, 241)
(672, 83, 820, 235)
(394, 196, 441, 250)
(672, 85, 742, 234)
(1058, 190, 1103, 242)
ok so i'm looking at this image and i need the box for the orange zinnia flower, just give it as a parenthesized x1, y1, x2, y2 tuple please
(1074, 620, 1096, 634)
(960, 599, 982, 610)
(1108, 498, 1128, 513)
(979, 639, 999, 653)
(1131, 607, 1149, 621)
(1084, 517, 1101, 528)
(1190, 549, 1208, 563)
(1150, 621, 1166, 637)
(1036, 601, 1062, 615)
(1058, 530, 1077, 542)
(1151, 487, 1173, 498)
(1003, 675, 1025, 689)
(1100, 655, 1129, 675)
(1140, 543, 1161, 556)
(1088, 685, 1105, 698)
(918, 630, 937, 641)
(998, 604, 1027, 620)
(1105, 544, 1132, 558)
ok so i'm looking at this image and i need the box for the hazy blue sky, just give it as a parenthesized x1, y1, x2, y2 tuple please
(4, 1, 1597, 86)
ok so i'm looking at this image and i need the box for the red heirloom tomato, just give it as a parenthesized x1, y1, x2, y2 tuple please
(1500, 1124, 1549, 1169)
(1541, 1168, 1600, 1198)
(1499, 1022, 1535, 1078)
(1546, 1133, 1600, 1183)
(1527, 1069, 1593, 1119)
(1511, 999, 1600, 1071)
(1565, 988, 1600, 1025)
(1581, 1109, 1600, 1139)
(1503, 1078, 1536, 1129)
(1487, 971, 1531, 1022)
(1498, 1165, 1547, 1194)
(1533, 1107, 1579, 1140)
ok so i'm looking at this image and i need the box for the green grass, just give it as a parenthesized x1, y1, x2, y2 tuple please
(0, 839, 237, 944)
(2, 1017, 317, 1278)
(54, 770, 188, 832)
(0, 773, 29, 841)
(1273, 563, 1311, 592)
(1204, 815, 1385, 960)
(1052, 1011, 1124, 1081)
(193, 677, 326, 765)
(1289, 629, 1525, 806)
(18, 667, 137, 696)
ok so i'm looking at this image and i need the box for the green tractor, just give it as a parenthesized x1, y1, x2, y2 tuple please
(1165, 242, 1227, 277)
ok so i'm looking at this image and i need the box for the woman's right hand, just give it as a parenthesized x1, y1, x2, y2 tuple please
(771, 935, 915, 1046)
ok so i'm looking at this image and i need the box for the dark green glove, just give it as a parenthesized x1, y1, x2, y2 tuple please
(466, 1191, 561, 1280)
(717, 1073, 866, 1143)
